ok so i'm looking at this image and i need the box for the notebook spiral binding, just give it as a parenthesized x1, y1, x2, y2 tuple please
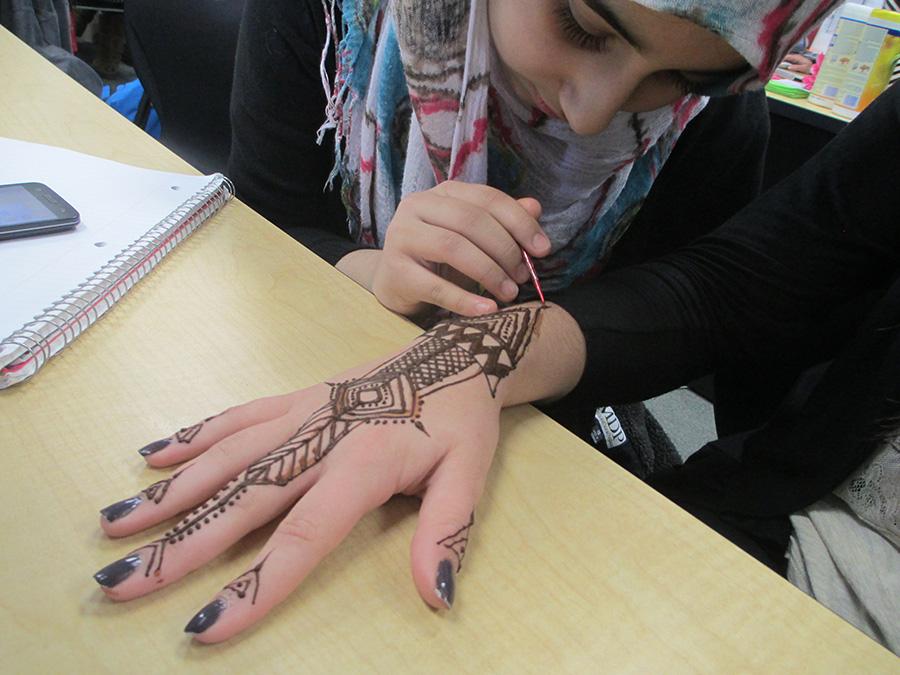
(0, 175, 234, 386)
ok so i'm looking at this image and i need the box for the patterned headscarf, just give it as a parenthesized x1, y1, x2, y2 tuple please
(321, 0, 838, 292)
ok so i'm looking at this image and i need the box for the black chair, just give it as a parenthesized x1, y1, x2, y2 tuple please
(124, 0, 245, 173)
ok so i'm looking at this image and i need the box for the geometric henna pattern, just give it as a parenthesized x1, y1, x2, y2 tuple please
(436, 511, 474, 573)
(141, 467, 188, 505)
(174, 414, 218, 444)
(223, 550, 273, 606)
(131, 307, 543, 579)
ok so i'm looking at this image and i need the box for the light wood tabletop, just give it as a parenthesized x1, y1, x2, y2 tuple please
(0, 27, 896, 674)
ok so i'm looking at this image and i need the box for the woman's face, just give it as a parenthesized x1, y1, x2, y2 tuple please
(489, 0, 749, 135)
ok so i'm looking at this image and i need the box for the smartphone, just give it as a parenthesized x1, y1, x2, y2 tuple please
(0, 182, 80, 240)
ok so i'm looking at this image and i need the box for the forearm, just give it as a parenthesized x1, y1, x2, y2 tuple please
(495, 302, 587, 407)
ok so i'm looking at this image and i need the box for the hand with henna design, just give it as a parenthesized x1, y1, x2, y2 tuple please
(93, 304, 585, 643)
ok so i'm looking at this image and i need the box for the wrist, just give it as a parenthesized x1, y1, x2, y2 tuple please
(423, 303, 586, 409)
(495, 302, 586, 408)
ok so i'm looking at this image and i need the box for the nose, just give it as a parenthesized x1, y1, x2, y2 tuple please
(560, 63, 641, 136)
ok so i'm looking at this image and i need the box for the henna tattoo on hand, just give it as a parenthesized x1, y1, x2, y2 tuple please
(138, 414, 220, 457)
(437, 512, 475, 573)
(434, 513, 475, 610)
(174, 414, 219, 444)
(184, 551, 274, 635)
(141, 466, 188, 505)
(223, 551, 272, 605)
(100, 467, 191, 524)
(114, 308, 543, 584)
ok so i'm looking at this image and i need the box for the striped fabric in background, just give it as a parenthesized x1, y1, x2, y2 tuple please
(884, 2, 900, 86)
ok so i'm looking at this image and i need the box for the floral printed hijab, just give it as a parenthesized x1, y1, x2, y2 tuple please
(321, 0, 838, 291)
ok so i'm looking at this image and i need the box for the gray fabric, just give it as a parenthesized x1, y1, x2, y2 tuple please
(0, 0, 102, 95)
(591, 403, 682, 480)
(787, 435, 900, 654)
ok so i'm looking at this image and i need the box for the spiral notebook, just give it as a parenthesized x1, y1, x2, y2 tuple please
(0, 137, 234, 388)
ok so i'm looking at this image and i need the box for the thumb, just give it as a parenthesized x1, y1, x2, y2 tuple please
(410, 452, 485, 610)
(517, 197, 543, 221)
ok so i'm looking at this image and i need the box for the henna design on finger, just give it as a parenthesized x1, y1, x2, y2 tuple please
(174, 414, 219, 444)
(184, 551, 274, 635)
(437, 512, 475, 572)
(100, 468, 190, 523)
(132, 308, 544, 580)
(138, 415, 219, 458)
(141, 466, 188, 505)
(224, 550, 273, 605)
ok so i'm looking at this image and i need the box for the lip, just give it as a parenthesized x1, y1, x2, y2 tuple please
(533, 94, 563, 120)
(526, 81, 564, 121)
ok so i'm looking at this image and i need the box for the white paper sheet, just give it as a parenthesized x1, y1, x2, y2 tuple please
(0, 137, 216, 339)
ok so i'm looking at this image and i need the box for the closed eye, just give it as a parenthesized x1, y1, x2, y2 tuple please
(663, 70, 709, 97)
(554, 3, 611, 53)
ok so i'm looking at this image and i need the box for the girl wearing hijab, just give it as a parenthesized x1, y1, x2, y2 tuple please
(228, 0, 835, 316)
(94, 1, 841, 643)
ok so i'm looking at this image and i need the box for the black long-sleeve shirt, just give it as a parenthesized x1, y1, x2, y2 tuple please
(574, 85, 899, 570)
(555, 85, 898, 405)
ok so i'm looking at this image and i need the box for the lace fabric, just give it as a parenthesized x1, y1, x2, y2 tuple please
(834, 433, 900, 548)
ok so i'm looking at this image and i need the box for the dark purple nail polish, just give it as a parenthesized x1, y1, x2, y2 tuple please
(138, 439, 171, 457)
(435, 559, 455, 609)
(184, 598, 226, 634)
(93, 554, 142, 588)
(100, 496, 142, 523)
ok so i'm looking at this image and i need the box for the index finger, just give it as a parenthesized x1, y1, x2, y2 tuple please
(183, 451, 397, 643)
(433, 182, 550, 258)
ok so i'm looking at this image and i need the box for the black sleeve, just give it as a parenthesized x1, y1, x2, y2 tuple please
(226, 0, 362, 265)
(603, 90, 770, 272)
(554, 84, 900, 406)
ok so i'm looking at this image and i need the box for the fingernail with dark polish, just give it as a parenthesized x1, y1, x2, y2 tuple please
(100, 496, 142, 523)
(185, 598, 227, 635)
(93, 554, 142, 588)
(435, 559, 455, 609)
(138, 439, 171, 457)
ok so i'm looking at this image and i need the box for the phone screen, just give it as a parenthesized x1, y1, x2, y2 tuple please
(0, 185, 58, 226)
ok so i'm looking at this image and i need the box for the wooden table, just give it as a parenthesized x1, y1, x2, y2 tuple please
(766, 90, 848, 134)
(1, 27, 895, 673)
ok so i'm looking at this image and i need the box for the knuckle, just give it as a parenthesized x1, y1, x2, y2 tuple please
(401, 191, 423, 209)
(428, 282, 447, 305)
(278, 514, 320, 545)
(487, 265, 509, 289)
(501, 238, 522, 262)
(207, 440, 232, 466)
(437, 230, 463, 255)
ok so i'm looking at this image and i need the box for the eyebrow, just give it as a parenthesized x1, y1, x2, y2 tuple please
(581, 0, 643, 51)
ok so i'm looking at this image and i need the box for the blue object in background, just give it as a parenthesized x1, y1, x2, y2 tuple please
(101, 79, 161, 139)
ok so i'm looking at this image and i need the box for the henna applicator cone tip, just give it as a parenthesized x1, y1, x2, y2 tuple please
(521, 250, 545, 305)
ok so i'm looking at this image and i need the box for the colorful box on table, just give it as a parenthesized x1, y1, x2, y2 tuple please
(832, 10, 900, 118)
